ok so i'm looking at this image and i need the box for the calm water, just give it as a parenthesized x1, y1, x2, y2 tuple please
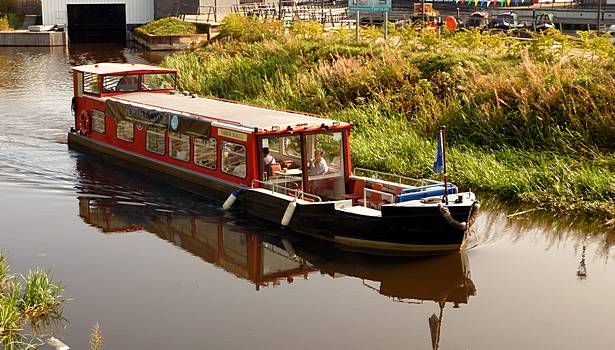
(0, 45, 614, 350)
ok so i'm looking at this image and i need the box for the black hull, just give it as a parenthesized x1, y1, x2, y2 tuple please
(239, 189, 473, 254)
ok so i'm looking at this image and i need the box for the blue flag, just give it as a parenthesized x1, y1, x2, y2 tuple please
(433, 132, 444, 174)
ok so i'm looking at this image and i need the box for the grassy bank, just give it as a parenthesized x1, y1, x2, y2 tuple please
(162, 15, 615, 223)
(0, 254, 64, 349)
(134, 17, 206, 36)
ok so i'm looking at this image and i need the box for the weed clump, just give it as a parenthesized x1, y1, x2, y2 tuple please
(134, 17, 204, 36)
(0, 254, 65, 348)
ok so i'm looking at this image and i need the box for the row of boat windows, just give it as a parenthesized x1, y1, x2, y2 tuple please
(91, 111, 247, 178)
(82, 72, 176, 94)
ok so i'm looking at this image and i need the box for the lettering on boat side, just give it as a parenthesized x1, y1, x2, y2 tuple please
(106, 100, 170, 127)
(218, 129, 247, 142)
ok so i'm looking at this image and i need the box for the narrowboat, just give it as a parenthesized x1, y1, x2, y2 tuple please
(67, 63, 480, 254)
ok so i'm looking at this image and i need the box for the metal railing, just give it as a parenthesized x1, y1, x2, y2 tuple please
(353, 167, 440, 187)
(251, 179, 322, 202)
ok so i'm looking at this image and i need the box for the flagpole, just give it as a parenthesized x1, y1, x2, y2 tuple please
(441, 126, 448, 204)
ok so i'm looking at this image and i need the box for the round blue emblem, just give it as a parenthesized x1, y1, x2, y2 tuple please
(170, 115, 179, 131)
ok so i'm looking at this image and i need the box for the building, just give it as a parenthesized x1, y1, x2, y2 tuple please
(41, 0, 155, 42)
(40, 0, 246, 43)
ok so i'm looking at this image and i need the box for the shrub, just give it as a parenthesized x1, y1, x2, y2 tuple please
(0, 16, 10, 31)
(135, 17, 201, 36)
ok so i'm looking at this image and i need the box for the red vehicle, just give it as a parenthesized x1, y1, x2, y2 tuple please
(68, 63, 479, 254)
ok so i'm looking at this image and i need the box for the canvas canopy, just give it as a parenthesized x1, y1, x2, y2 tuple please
(105, 99, 211, 136)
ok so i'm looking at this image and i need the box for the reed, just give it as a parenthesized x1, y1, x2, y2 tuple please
(162, 16, 615, 222)
(0, 253, 10, 290)
(90, 323, 103, 350)
(21, 269, 62, 320)
(0, 281, 24, 349)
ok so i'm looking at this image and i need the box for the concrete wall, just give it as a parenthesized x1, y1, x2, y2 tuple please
(42, 0, 154, 25)
(155, 0, 200, 18)
(0, 31, 68, 46)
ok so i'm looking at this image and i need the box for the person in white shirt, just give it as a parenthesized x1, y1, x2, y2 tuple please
(263, 147, 276, 167)
(309, 149, 328, 175)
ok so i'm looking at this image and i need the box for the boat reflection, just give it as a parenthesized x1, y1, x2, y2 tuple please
(74, 156, 476, 349)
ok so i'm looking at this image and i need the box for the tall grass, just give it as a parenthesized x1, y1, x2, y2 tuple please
(162, 15, 615, 222)
(90, 323, 103, 350)
(0, 257, 65, 348)
(21, 269, 62, 320)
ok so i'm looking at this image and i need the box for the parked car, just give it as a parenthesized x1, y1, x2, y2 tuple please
(465, 11, 489, 29)
(488, 12, 527, 31)
(532, 12, 555, 32)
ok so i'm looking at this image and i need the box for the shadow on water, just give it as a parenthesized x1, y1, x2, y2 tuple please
(73, 155, 475, 350)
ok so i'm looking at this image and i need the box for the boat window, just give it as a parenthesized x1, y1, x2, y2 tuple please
(146, 127, 166, 155)
(194, 137, 217, 170)
(91, 110, 106, 134)
(282, 136, 301, 157)
(306, 132, 345, 200)
(169, 132, 190, 162)
(221, 141, 246, 178)
(116, 120, 134, 142)
(142, 73, 176, 91)
(260, 135, 303, 182)
(103, 74, 139, 93)
(83, 72, 100, 95)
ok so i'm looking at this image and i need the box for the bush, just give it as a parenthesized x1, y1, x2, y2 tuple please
(0, 16, 10, 31)
(135, 17, 202, 36)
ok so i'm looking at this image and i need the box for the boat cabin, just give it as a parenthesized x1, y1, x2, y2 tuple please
(71, 63, 360, 201)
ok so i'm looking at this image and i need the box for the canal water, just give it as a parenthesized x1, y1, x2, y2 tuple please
(0, 45, 614, 350)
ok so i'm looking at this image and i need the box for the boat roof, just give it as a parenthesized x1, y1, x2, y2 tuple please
(73, 63, 176, 75)
(111, 92, 350, 132)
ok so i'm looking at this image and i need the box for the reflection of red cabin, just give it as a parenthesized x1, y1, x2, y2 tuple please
(78, 198, 315, 289)
(78, 198, 141, 233)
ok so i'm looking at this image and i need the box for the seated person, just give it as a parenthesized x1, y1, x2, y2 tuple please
(308, 149, 328, 175)
(263, 147, 276, 167)
(116, 75, 139, 92)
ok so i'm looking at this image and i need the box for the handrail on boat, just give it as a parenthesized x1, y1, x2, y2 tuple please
(352, 167, 441, 187)
(251, 179, 322, 203)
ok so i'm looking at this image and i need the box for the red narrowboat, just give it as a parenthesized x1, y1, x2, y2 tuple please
(67, 63, 480, 254)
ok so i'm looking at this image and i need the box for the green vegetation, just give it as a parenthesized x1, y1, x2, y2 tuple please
(135, 17, 206, 36)
(0, 16, 11, 31)
(163, 15, 615, 223)
(0, 0, 21, 31)
(0, 254, 65, 349)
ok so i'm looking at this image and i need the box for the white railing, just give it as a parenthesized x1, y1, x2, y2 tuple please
(251, 179, 322, 202)
(353, 167, 441, 187)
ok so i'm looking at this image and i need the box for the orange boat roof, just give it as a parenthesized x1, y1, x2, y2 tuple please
(72, 63, 176, 75)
